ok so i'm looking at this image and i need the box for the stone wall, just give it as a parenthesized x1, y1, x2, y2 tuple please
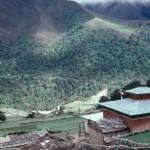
(88, 123, 104, 145)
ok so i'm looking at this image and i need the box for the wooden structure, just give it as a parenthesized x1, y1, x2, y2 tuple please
(100, 87, 150, 132)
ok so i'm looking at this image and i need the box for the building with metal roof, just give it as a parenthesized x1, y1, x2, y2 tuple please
(99, 98, 150, 118)
(99, 86, 150, 132)
(125, 87, 150, 95)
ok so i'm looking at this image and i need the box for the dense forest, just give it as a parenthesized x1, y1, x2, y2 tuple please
(0, 23, 150, 110)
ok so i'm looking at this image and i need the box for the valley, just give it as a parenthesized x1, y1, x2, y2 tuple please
(0, 0, 150, 149)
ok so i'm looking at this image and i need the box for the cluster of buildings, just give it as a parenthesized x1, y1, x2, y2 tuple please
(82, 86, 150, 145)
(0, 129, 74, 150)
(0, 86, 150, 149)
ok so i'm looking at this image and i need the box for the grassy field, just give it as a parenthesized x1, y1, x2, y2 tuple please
(0, 115, 83, 136)
(0, 108, 29, 117)
(127, 132, 150, 144)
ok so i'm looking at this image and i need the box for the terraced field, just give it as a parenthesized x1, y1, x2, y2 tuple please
(0, 115, 83, 136)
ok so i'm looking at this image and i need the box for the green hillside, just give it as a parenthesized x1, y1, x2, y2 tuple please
(0, 22, 150, 110)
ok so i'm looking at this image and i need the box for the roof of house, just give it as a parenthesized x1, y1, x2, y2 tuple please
(125, 87, 150, 95)
(99, 98, 150, 118)
(82, 112, 103, 122)
(0, 129, 75, 150)
(97, 117, 128, 133)
(0, 129, 48, 149)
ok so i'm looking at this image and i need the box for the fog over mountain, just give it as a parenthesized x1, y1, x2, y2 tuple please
(77, 0, 150, 20)
(73, 0, 150, 4)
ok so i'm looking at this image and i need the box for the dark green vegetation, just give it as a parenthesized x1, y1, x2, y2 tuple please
(110, 80, 141, 101)
(97, 80, 144, 108)
(0, 111, 6, 121)
(0, 115, 83, 136)
(1, 22, 150, 110)
(127, 132, 150, 144)
(99, 96, 110, 103)
(0, 0, 150, 110)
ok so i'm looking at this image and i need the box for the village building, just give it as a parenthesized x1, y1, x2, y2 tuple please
(100, 87, 150, 132)
(0, 129, 75, 150)
(82, 113, 129, 145)
(82, 87, 150, 145)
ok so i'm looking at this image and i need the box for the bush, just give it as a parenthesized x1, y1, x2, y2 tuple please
(146, 79, 150, 87)
(99, 96, 110, 103)
(0, 111, 6, 121)
(123, 81, 141, 91)
(110, 89, 121, 101)
(27, 112, 36, 118)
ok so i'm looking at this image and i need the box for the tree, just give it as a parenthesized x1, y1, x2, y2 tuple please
(26, 112, 36, 118)
(0, 111, 6, 121)
(146, 79, 150, 87)
(123, 81, 141, 91)
(110, 89, 121, 101)
(99, 96, 110, 103)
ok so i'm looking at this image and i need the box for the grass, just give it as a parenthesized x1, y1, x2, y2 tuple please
(0, 108, 29, 117)
(127, 132, 150, 144)
(85, 17, 135, 38)
(0, 115, 83, 136)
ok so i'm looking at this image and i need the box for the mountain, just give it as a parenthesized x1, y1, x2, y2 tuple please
(0, 0, 93, 42)
(0, 0, 150, 110)
(84, 1, 150, 20)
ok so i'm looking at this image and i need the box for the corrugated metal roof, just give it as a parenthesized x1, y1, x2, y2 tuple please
(99, 98, 150, 117)
(125, 87, 150, 94)
(82, 112, 103, 122)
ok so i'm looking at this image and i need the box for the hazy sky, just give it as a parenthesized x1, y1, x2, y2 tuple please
(73, 0, 150, 4)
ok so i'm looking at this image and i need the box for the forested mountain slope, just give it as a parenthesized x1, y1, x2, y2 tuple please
(1, 23, 150, 109)
(0, 0, 150, 110)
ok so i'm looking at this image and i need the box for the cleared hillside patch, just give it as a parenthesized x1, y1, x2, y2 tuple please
(85, 17, 135, 38)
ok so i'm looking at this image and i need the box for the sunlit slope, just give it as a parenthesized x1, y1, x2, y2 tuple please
(85, 17, 135, 39)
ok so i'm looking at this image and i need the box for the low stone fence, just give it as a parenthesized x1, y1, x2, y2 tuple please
(75, 143, 139, 150)
(112, 138, 150, 150)
(116, 128, 150, 139)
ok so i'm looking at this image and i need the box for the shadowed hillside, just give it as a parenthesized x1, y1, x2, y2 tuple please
(0, 0, 93, 42)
